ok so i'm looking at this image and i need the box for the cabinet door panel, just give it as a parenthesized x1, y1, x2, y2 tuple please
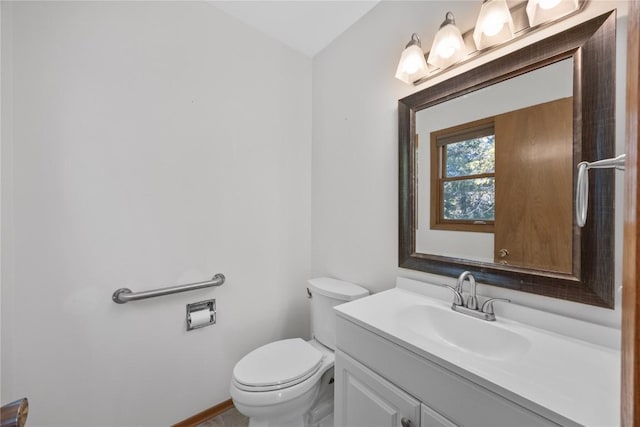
(335, 350, 420, 427)
(420, 404, 458, 427)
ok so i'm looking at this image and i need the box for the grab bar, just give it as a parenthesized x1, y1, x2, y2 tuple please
(576, 154, 625, 227)
(112, 273, 225, 304)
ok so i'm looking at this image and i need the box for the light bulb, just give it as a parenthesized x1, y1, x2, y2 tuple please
(526, 0, 578, 27)
(395, 34, 429, 84)
(481, 11, 505, 36)
(402, 55, 422, 74)
(436, 34, 462, 59)
(473, 0, 514, 50)
(427, 12, 466, 70)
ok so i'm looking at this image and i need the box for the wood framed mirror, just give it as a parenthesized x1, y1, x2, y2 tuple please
(399, 11, 616, 308)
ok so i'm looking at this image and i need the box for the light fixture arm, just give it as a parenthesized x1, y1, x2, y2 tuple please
(440, 12, 456, 28)
(406, 33, 422, 49)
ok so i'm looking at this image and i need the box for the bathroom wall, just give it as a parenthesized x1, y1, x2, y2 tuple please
(1, 2, 311, 425)
(312, 0, 628, 329)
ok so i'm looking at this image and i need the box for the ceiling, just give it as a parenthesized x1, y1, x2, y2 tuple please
(208, 1, 381, 57)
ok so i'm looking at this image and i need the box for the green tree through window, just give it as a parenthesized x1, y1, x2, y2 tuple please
(443, 135, 495, 221)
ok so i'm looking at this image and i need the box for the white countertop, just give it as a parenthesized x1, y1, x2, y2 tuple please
(334, 282, 620, 427)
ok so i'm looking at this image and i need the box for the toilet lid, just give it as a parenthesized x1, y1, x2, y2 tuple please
(233, 338, 323, 389)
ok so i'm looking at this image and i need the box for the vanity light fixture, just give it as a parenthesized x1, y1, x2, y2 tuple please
(395, 0, 586, 86)
(473, 0, 515, 50)
(526, 0, 580, 27)
(395, 33, 429, 84)
(426, 12, 467, 70)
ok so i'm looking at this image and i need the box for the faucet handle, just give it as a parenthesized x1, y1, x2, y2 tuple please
(441, 285, 464, 306)
(480, 298, 511, 315)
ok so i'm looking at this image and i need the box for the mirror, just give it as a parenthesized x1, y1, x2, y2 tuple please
(416, 59, 573, 270)
(399, 11, 616, 308)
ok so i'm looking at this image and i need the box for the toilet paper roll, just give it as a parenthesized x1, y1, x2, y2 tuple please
(189, 309, 212, 328)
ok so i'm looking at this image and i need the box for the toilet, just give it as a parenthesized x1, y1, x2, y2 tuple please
(229, 277, 369, 427)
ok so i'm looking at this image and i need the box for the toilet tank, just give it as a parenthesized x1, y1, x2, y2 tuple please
(308, 277, 369, 350)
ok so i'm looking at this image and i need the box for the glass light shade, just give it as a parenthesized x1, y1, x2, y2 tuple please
(526, 0, 579, 27)
(427, 15, 466, 70)
(395, 35, 429, 84)
(473, 0, 515, 50)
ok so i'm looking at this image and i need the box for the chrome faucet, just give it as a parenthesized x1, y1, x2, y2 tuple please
(456, 271, 478, 310)
(441, 271, 510, 321)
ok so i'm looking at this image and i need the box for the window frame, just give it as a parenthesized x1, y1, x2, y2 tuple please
(430, 117, 495, 233)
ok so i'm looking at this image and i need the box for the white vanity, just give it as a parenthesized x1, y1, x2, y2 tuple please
(334, 278, 620, 427)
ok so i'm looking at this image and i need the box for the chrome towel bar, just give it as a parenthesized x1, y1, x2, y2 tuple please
(576, 154, 626, 227)
(112, 273, 225, 304)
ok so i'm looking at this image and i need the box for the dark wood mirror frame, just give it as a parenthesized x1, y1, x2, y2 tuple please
(399, 11, 616, 308)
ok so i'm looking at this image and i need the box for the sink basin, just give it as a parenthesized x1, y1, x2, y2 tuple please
(399, 304, 531, 360)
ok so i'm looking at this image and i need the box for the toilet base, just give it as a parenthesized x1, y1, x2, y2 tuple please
(244, 368, 335, 427)
(249, 415, 305, 427)
(246, 403, 333, 427)
(308, 412, 333, 427)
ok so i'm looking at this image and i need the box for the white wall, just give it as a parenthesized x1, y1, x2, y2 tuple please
(1, 2, 312, 425)
(312, 0, 627, 329)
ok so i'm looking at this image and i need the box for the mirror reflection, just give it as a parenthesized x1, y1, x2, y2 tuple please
(415, 59, 573, 273)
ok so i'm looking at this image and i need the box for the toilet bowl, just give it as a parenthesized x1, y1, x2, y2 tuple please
(229, 278, 369, 427)
(230, 339, 334, 427)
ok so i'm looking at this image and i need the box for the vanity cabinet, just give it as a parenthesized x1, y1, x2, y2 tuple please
(335, 349, 456, 427)
(335, 315, 570, 427)
(335, 349, 420, 427)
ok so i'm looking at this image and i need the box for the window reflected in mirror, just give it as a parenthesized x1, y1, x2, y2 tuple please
(431, 119, 496, 232)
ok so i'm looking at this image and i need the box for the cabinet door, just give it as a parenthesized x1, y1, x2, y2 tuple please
(421, 404, 458, 427)
(335, 350, 420, 427)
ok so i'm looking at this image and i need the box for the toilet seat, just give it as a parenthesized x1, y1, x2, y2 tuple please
(232, 338, 323, 392)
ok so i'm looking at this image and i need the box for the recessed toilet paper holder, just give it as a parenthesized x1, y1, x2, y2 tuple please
(186, 299, 216, 331)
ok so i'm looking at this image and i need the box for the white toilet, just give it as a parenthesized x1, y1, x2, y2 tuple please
(229, 277, 369, 427)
